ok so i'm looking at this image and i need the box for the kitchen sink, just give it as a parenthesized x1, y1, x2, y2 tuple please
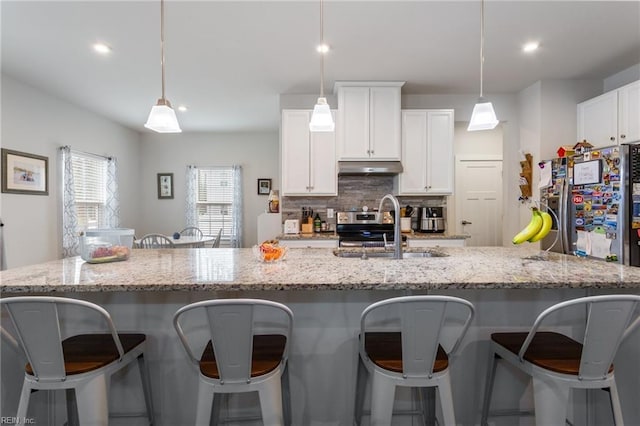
(333, 250, 448, 259)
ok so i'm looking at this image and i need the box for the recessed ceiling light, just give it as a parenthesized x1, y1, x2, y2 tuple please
(523, 42, 540, 53)
(178, 105, 188, 112)
(316, 43, 329, 54)
(92, 43, 112, 54)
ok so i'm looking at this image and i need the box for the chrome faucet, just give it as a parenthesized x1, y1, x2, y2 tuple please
(377, 194, 402, 259)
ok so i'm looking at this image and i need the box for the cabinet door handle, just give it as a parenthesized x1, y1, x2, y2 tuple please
(621, 134, 627, 139)
(610, 136, 616, 141)
(461, 220, 472, 225)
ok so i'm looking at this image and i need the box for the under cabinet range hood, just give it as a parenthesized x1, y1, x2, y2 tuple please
(338, 161, 403, 176)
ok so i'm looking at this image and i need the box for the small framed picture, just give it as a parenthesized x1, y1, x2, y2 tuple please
(1, 148, 49, 195)
(157, 173, 174, 199)
(257, 178, 272, 195)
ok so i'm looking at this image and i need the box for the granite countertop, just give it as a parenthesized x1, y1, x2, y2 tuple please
(277, 232, 468, 240)
(2, 247, 640, 293)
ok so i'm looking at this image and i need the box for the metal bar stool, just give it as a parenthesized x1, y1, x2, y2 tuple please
(1, 296, 155, 426)
(173, 298, 293, 426)
(481, 294, 640, 426)
(354, 295, 475, 426)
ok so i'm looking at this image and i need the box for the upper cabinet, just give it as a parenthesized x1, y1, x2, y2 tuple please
(281, 110, 337, 196)
(335, 82, 404, 161)
(399, 109, 454, 195)
(577, 80, 640, 147)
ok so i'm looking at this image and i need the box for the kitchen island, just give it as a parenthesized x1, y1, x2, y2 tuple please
(1, 247, 639, 426)
(2, 246, 639, 292)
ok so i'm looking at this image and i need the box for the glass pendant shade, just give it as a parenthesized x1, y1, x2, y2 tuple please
(468, 98, 498, 131)
(145, 99, 182, 133)
(309, 97, 335, 132)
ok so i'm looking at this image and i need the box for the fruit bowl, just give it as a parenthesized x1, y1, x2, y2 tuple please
(80, 236, 131, 264)
(252, 243, 288, 263)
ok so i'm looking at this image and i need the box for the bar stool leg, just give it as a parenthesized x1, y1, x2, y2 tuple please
(354, 356, 368, 426)
(210, 394, 223, 426)
(480, 352, 499, 426)
(195, 380, 215, 426)
(532, 377, 570, 426)
(66, 389, 79, 426)
(16, 381, 31, 421)
(437, 374, 456, 426)
(75, 374, 109, 426)
(281, 365, 292, 426)
(258, 378, 284, 426)
(608, 379, 624, 425)
(137, 354, 155, 425)
(370, 371, 396, 426)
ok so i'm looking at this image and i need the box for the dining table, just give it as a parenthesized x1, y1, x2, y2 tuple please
(134, 235, 215, 248)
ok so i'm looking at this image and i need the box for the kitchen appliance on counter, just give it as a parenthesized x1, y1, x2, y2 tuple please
(417, 207, 446, 233)
(336, 210, 406, 247)
(540, 143, 640, 266)
(283, 219, 300, 235)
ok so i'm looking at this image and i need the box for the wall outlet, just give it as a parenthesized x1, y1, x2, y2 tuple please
(327, 208, 334, 218)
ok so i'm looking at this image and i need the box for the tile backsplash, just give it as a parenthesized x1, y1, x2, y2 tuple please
(281, 175, 446, 224)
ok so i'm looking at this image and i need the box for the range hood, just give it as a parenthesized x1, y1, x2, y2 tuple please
(338, 161, 403, 176)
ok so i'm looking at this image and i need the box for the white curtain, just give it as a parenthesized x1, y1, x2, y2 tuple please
(105, 156, 120, 228)
(230, 165, 243, 248)
(61, 146, 80, 257)
(185, 165, 198, 228)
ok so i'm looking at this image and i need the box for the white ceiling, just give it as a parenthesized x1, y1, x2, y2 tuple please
(2, 1, 639, 133)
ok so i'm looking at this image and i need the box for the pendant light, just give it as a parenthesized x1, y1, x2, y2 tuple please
(468, 0, 498, 131)
(309, 0, 335, 132)
(145, 0, 182, 133)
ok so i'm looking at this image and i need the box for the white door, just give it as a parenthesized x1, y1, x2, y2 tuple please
(456, 159, 503, 246)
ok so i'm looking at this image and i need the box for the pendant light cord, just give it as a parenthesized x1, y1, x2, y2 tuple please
(319, 0, 325, 98)
(479, 0, 485, 98)
(160, 0, 166, 101)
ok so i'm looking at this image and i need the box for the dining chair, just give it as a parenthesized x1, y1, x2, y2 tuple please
(354, 295, 475, 426)
(481, 294, 640, 426)
(0, 296, 155, 426)
(180, 226, 204, 239)
(173, 298, 293, 426)
(211, 228, 223, 248)
(138, 233, 175, 249)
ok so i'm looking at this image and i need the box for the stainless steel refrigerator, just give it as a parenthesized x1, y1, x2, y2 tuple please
(540, 144, 640, 266)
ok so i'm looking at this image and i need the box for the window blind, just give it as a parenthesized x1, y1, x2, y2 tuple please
(72, 153, 107, 229)
(196, 167, 234, 241)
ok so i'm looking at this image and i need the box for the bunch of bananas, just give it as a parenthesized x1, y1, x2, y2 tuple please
(512, 207, 553, 244)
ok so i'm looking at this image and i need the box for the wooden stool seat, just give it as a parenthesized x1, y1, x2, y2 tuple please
(364, 332, 448, 373)
(25, 333, 146, 376)
(200, 334, 287, 379)
(491, 331, 614, 375)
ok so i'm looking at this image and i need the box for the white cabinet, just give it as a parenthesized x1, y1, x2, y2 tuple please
(407, 238, 466, 248)
(281, 110, 337, 196)
(399, 110, 454, 195)
(335, 82, 404, 160)
(577, 80, 640, 147)
(618, 80, 640, 143)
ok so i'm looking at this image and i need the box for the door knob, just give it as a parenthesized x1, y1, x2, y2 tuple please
(461, 220, 472, 225)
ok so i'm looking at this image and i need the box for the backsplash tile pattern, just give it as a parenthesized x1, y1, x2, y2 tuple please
(281, 175, 446, 224)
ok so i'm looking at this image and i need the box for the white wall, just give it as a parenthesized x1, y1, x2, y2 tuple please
(0, 74, 142, 268)
(604, 63, 640, 92)
(138, 131, 279, 248)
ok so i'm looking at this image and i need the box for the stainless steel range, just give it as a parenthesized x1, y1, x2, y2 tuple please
(336, 210, 407, 248)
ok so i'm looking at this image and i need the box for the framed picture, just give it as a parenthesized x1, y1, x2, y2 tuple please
(1, 148, 49, 195)
(157, 173, 174, 199)
(257, 178, 272, 195)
